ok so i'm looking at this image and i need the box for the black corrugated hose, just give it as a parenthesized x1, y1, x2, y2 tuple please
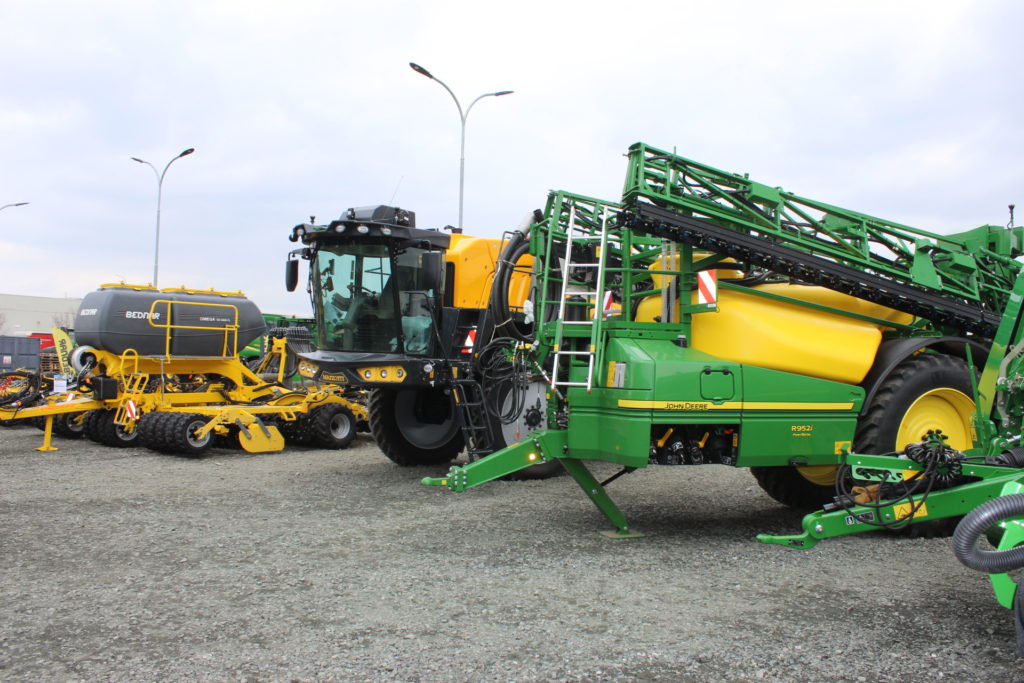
(488, 212, 541, 343)
(952, 492, 1024, 655)
(953, 493, 1024, 573)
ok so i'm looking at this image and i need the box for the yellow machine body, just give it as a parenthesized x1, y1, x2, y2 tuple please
(445, 234, 531, 310)
(0, 290, 365, 452)
(636, 283, 913, 385)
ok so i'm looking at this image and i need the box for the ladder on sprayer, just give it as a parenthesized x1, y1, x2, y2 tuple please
(547, 204, 614, 393)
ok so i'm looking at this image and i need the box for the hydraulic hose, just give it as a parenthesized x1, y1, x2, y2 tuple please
(489, 211, 540, 342)
(0, 371, 41, 408)
(952, 493, 1024, 573)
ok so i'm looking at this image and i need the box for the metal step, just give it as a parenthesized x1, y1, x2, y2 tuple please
(451, 378, 498, 459)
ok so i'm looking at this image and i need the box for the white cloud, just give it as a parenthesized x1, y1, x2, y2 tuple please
(0, 0, 1020, 317)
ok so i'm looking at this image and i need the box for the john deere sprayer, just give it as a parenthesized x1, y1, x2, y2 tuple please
(417, 142, 1017, 507)
(401, 143, 1023, 647)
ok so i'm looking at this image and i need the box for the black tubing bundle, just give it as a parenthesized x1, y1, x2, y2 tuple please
(489, 213, 540, 342)
(0, 371, 41, 408)
(952, 493, 1024, 573)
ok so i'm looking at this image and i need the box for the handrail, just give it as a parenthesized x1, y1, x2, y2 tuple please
(146, 299, 241, 358)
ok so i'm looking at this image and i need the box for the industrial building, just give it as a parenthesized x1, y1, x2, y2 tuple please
(0, 293, 81, 336)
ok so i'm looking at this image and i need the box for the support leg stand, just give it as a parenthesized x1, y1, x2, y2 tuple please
(36, 415, 57, 452)
(560, 458, 643, 538)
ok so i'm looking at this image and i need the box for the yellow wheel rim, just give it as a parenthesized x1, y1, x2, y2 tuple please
(896, 387, 975, 450)
(796, 387, 975, 488)
(796, 464, 842, 487)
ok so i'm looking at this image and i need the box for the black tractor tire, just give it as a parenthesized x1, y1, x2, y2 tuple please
(157, 412, 214, 457)
(854, 352, 973, 538)
(369, 388, 464, 466)
(854, 353, 972, 454)
(278, 416, 314, 445)
(138, 412, 214, 456)
(749, 465, 838, 511)
(484, 378, 564, 481)
(309, 403, 356, 449)
(751, 353, 973, 512)
(83, 409, 140, 448)
(136, 412, 163, 449)
(752, 353, 974, 532)
(51, 411, 86, 439)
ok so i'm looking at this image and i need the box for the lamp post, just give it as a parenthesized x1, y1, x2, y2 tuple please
(0, 202, 28, 211)
(131, 148, 195, 287)
(409, 62, 512, 232)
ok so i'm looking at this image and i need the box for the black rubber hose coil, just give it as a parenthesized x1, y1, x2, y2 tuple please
(953, 493, 1024, 573)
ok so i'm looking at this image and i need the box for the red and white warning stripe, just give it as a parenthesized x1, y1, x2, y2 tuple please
(603, 291, 616, 317)
(462, 329, 477, 353)
(124, 399, 138, 421)
(697, 270, 718, 305)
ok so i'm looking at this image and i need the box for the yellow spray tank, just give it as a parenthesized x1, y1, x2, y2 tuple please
(635, 260, 913, 385)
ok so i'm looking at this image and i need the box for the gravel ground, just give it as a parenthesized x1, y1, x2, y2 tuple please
(1, 424, 1022, 682)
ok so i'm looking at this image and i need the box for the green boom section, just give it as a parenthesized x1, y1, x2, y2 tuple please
(620, 142, 1024, 336)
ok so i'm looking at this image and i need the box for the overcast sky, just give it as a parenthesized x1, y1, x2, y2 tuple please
(1, 0, 1021, 317)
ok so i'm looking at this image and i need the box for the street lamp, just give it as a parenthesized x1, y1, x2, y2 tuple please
(131, 148, 195, 287)
(409, 62, 512, 232)
(0, 202, 28, 211)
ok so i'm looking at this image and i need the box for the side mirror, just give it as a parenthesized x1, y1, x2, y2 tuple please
(285, 259, 299, 292)
(421, 251, 443, 295)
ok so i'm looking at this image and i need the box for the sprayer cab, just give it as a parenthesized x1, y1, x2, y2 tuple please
(285, 206, 452, 369)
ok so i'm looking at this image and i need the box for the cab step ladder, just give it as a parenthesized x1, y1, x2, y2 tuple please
(451, 376, 497, 459)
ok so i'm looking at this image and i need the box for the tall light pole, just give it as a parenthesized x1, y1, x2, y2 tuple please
(131, 148, 195, 287)
(0, 202, 28, 211)
(409, 62, 512, 232)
